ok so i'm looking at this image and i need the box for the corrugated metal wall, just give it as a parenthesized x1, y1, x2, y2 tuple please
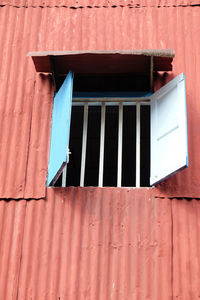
(0, 188, 173, 300)
(0, 188, 200, 299)
(1, 2, 200, 299)
(1, 0, 200, 7)
(1, 2, 200, 198)
(172, 198, 200, 299)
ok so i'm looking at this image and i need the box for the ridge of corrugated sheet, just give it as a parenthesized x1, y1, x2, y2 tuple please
(0, 5, 53, 198)
(0, 188, 173, 299)
(1, 5, 200, 198)
(0, 198, 26, 300)
(0, 188, 200, 298)
(1, 0, 200, 7)
(172, 198, 200, 298)
(0, 6, 35, 198)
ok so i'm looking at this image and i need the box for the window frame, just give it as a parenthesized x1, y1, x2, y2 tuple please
(47, 72, 188, 187)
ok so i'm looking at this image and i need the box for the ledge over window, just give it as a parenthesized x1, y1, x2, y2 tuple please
(27, 49, 175, 75)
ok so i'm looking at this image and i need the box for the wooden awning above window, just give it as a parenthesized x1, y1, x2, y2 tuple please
(27, 49, 174, 75)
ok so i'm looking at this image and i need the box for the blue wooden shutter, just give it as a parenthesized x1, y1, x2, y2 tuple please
(47, 71, 73, 186)
(150, 73, 188, 186)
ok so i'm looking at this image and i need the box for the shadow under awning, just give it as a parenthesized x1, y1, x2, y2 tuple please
(27, 49, 175, 75)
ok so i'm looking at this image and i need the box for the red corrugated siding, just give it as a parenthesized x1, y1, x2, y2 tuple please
(0, 4, 200, 198)
(0, 188, 173, 300)
(1, 3, 200, 298)
(0, 199, 26, 300)
(0, 188, 200, 299)
(0, 5, 53, 198)
(172, 199, 200, 299)
(1, 0, 200, 7)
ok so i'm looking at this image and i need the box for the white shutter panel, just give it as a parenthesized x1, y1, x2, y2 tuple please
(150, 73, 188, 186)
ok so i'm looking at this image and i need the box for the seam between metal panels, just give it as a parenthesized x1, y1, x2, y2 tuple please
(1, 4, 200, 9)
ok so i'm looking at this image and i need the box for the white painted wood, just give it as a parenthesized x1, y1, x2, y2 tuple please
(62, 148, 71, 187)
(73, 101, 150, 107)
(73, 97, 150, 102)
(98, 103, 106, 187)
(80, 102, 88, 187)
(62, 165, 67, 187)
(136, 102, 141, 188)
(117, 103, 123, 187)
(150, 73, 188, 186)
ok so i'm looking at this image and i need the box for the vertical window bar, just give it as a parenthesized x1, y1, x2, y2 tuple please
(117, 102, 123, 187)
(98, 102, 106, 187)
(62, 165, 67, 187)
(80, 102, 88, 187)
(136, 101, 141, 187)
(62, 147, 70, 187)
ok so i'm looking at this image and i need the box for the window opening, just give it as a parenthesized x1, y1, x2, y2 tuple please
(62, 98, 150, 188)
(49, 71, 187, 188)
(54, 72, 151, 188)
(103, 105, 119, 187)
(84, 105, 101, 186)
(122, 105, 136, 187)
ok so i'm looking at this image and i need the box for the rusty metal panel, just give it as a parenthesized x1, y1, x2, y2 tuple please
(28, 5, 200, 198)
(16, 188, 172, 299)
(28, 49, 174, 73)
(1, 0, 200, 7)
(0, 189, 200, 298)
(0, 199, 26, 300)
(172, 198, 200, 299)
(0, 4, 200, 198)
(0, 5, 45, 198)
(23, 73, 53, 198)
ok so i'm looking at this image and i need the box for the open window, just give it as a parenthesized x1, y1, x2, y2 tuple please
(28, 50, 188, 188)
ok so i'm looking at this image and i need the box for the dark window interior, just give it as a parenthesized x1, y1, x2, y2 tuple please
(62, 105, 150, 187)
(122, 106, 136, 187)
(84, 106, 101, 186)
(103, 106, 119, 187)
(140, 106, 150, 187)
(56, 72, 150, 93)
(54, 72, 150, 187)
